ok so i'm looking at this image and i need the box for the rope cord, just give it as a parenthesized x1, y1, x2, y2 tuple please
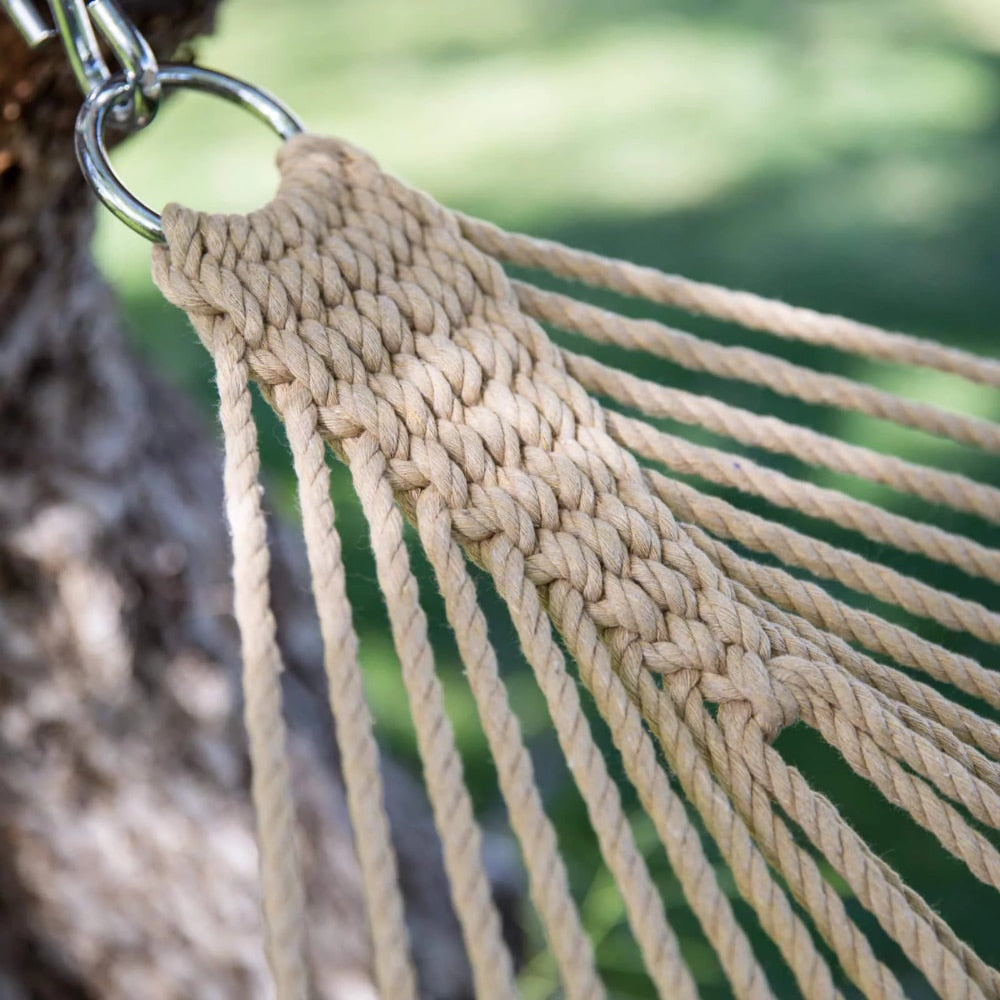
(566, 349, 1000, 524)
(346, 433, 520, 1000)
(459, 216, 1000, 388)
(736, 584, 1000, 767)
(277, 384, 419, 999)
(151, 133, 1000, 999)
(414, 487, 605, 1000)
(607, 410, 1000, 585)
(480, 533, 701, 1000)
(212, 318, 310, 1000)
(641, 464, 1000, 645)
(538, 570, 844, 1000)
(686, 526, 1000, 709)
(517, 282, 1000, 454)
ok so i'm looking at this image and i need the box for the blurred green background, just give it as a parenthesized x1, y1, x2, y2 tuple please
(95, 1, 1000, 996)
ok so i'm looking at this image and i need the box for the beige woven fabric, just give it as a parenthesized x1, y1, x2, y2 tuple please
(152, 134, 1000, 1000)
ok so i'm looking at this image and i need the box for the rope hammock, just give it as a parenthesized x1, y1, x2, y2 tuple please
(149, 134, 1000, 1000)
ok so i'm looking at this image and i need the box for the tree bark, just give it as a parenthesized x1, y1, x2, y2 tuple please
(0, 5, 517, 996)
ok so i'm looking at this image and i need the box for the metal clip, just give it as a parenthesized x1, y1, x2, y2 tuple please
(2, 0, 57, 46)
(4, 0, 305, 242)
(2, 0, 160, 128)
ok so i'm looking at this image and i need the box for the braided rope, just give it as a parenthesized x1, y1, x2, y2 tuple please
(151, 133, 1000, 998)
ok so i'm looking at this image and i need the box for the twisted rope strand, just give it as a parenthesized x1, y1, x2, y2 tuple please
(345, 434, 519, 1000)
(798, 692, 1000, 890)
(479, 534, 703, 1000)
(212, 319, 310, 1000)
(667, 535, 1000, 787)
(770, 659, 1000, 830)
(640, 621, 993, 1000)
(681, 523, 1000, 710)
(607, 402, 1000, 705)
(566, 350, 1000, 525)
(505, 416, 855, 997)
(643, 464, 1000, 642)
(518, 282, 1000, 453)
(459, 216, 1000, 388)
(278, 384, 418, 999)
(728, 582, 1000, 768)
(715, 709, 999, 1000)
(607, 410, 1000, 586)
(414, 487, 605, 1000)
(542, 577, 841, 1000)
(638, 671, 901, 1000)
(559, 434, 916, 998)
(692, 531, 1000, 843)
(151, 134, 1000, 1000)
(761, 611, 1000, 790)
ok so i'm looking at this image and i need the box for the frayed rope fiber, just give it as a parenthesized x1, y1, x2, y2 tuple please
(152, 134, 1000, 1000)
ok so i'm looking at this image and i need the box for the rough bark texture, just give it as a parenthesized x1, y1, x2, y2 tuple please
(0, 4, 518, 996)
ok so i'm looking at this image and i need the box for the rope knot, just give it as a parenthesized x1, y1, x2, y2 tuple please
(680, 589, 796, 740)
(697, 647, 799, 741)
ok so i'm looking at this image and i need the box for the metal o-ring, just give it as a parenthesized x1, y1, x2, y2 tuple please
(75, 64, 305, 243)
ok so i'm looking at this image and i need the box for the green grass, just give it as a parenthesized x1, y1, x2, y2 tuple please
(95, 1, 1000, 995)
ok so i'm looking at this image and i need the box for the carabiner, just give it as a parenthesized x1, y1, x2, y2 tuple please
(4, 0, 307, 241)
(86, 0, 161, 127)
(1, 0, 55, 46)
(1, 0, 160, 128)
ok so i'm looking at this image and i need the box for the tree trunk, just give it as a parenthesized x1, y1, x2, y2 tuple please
(0, 5, 516, 996)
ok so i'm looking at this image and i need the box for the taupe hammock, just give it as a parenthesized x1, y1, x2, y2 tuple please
(147, 133, 1000, 1000)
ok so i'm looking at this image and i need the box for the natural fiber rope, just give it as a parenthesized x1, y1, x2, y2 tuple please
(644, 673, 907, 1000)
(346, 432, 520, 999)
(538, 570, 846, 1000)
(683, 687, 996, 1000)
(211, 319, 310, 1000)
(458, 217, 1000, 389)
(278, 383, 419, 999)
(724, 573, 1000, 767)
(413, 487, 605, 1000)
(687, 527, 1000, 709)
(566, 349, 1000, 524)
(517, 282, 1000, 454)
(479, 533, 702, 1000)
(642, 463, 1000, 644)
(607, 410, 1000, 585)
(151, 133, 1000, 999)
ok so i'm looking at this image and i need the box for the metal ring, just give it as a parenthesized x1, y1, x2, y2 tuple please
(75, 64, 305, 243)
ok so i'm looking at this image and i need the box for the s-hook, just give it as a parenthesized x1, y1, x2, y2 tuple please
(2, 0, 304, 241)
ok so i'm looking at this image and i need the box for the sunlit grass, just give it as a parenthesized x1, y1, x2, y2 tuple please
(95, 0, 995, 282)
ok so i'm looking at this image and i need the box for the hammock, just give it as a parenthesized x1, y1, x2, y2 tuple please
(7, 2, 997, 994)
(149, 135, 1000, 1000)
